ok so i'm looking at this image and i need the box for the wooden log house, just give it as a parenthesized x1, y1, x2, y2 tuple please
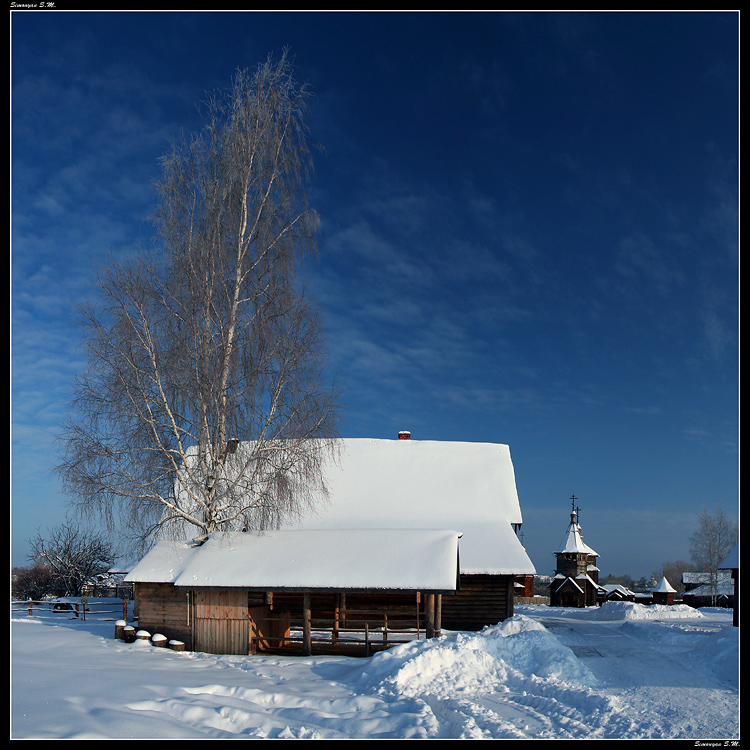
(129, 435, 536, 654)
(279, 436, 536, 631)
(127, 529, 460, 656)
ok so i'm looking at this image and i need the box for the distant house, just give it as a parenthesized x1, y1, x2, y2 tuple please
(550, 501, 600, 608)
(682, 571, 715, 592)
(682, 569, 735, 611)
(719, 544, 739, 627)
(514, 574, 535, 599)
(599, 584, 635, 603)
(126, 435, 536, 654)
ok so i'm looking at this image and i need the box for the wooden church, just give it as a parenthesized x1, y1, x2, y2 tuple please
(550, 497, 600, 608)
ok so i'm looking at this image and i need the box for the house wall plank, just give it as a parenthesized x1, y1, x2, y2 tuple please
(441, 574, 514, 630)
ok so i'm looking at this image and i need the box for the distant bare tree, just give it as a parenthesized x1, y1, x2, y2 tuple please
(656, 560, 696, 596)
(12, 563, 57, 601)
(689, 507, 738, 606)
(29, 520, 114, 597)
(56, 51, 339, 548)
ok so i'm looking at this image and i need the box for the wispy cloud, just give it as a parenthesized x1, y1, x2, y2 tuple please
(615, 233, 685, 297)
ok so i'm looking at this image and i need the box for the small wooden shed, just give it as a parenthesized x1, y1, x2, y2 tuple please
(126, 529, 460, 656)
(651, 576, 677, 605)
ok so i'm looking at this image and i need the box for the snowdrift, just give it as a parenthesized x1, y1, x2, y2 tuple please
(586, 601, 703, 621)
(356, 614, 599, 698)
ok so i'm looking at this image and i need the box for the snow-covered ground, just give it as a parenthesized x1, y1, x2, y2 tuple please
(11, 599, 738, 739)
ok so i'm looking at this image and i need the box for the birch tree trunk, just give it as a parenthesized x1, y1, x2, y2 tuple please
(56, 51, 339, 549)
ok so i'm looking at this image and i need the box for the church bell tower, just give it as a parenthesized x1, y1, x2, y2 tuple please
(550, 496, 600, 607)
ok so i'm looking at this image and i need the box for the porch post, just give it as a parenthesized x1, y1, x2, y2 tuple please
(332, 593, 340, 645)
(425, 593, 435, 639)
(302, 592, 312, 656)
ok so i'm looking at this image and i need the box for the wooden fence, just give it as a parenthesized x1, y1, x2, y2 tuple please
(12, 597, 428, 657)
(11, 598, 129, 621)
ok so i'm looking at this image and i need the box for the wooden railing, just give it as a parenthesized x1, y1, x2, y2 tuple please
(250, 608, 430, 657)
(11, 598, 129, 621)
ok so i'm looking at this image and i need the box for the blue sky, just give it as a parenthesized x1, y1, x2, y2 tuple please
(11, 11, 738, 580)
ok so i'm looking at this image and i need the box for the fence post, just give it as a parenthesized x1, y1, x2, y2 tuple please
(123, 599, 128, 620)
(28, 600, 32, 616)
(365, 623, 370, 657)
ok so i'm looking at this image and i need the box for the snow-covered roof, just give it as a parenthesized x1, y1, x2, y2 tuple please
(553, 576, 584, 594)
(683, 570, 732, 585)
(682, 579, 735, 598)
(554, 517, 598, 558)
(281, 438, 534, 576)
(126, 529, 460, 592)
(651, 576, 676, 594)
(720, 544, 739, 570)
(107, 556, 141, 575)
(125, 540, 197, 584)
(575, 573, 599, 588)
(158, 437, 535, 577)
(600, 584, 635, 596)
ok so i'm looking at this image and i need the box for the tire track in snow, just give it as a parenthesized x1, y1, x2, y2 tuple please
(126, 682, 440, 739)
(537, 612, 739, 739)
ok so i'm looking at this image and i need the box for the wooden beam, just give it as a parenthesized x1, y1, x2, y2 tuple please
(332, 594, 340, 645)
(425, 593, 435, 639)
(302, 592, 311, 656)
(416, 592, 421, 640)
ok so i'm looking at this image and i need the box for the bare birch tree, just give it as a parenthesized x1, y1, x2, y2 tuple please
(57, 52, 339, 548)
(689, 506, 738, 606)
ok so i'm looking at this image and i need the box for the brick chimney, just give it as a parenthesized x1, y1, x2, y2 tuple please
(398, 430, 411, 440)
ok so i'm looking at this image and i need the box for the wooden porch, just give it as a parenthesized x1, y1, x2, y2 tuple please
(247, 590, 440, 657)
(135, 582, 445, 656)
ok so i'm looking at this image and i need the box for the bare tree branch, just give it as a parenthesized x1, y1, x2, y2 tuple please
(689, 506, 738, 606)
(57, 51, 339, 549)
(29, 520, 114, 597)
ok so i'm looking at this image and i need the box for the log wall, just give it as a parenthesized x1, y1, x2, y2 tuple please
(134, 582, 193, 646)
(441, 574, 515, 630)
(135, 577, 516, 656)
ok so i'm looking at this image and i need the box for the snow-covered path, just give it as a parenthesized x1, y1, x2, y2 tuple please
(532, 607, 739, 739)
